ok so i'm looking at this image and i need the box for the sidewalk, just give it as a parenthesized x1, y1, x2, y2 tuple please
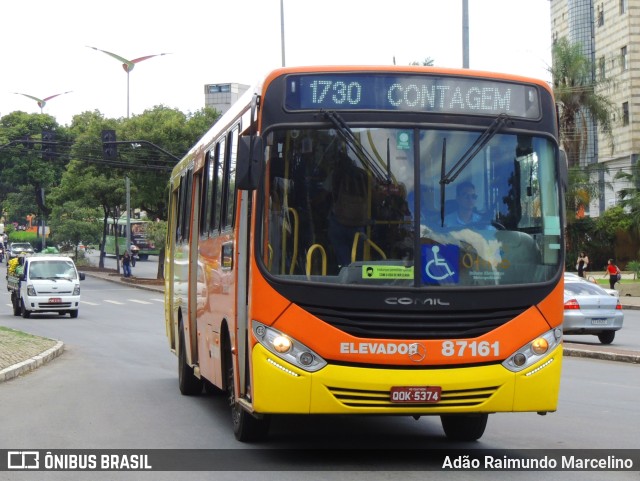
(1, 272, 639, 384)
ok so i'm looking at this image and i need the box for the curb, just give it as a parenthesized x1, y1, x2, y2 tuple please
(564, 346, 640, 364)
(82, 272, 163, 293)
(0, 340, 65, 383)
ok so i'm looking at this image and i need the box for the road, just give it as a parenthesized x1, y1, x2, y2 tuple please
(0, 274, 638, 480)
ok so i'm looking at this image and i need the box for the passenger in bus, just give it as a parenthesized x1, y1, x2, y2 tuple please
(327, 160, 368, 268)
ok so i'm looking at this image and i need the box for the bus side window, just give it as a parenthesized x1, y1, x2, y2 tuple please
(176, 169, 193, 244)
(200, 151, 214, 237)
(224, 127, 239, 228)
(212, 139, 226, 234)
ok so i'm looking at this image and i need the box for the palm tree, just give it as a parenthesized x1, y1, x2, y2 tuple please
(615, 162, 640, 236)
(550, 37, 615, 170)
(551, 38, 618, 262)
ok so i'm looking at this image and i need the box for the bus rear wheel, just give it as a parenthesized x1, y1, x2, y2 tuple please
(178, 322, 203, 395)
(224, 338, 270, 442)
(440, 413, 488, 441)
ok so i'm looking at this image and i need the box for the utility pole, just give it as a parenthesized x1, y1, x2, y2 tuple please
(280, 0, 286, 67)
(125, 176, 131, 255)
(462, 0, 469, 68)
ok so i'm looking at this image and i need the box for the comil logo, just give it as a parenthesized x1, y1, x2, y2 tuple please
(8, 451, 39, 469)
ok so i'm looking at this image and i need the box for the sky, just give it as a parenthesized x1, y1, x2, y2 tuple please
(0, 0, 552, 127)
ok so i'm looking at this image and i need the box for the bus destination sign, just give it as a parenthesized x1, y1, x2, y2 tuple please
(285, 73, 540, 118)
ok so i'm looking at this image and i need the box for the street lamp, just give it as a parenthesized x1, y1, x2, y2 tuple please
(86, 46, 170, 118)
(14, 91, 72, 114)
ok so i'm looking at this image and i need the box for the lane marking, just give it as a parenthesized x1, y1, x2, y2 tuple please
(129, 299, 152, 305)
(104, 300, 125, 305)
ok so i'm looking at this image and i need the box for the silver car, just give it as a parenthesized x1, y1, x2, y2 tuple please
(563, 273, 624, 344)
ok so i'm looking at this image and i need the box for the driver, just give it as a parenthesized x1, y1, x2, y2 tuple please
(443, 181, 482, 227)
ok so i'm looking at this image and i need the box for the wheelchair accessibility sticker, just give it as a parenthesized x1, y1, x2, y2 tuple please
(421, 244, 459, 284)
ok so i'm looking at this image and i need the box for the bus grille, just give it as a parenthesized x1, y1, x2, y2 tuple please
(327, 385, 499, 409)
(303, 305, 527, 340)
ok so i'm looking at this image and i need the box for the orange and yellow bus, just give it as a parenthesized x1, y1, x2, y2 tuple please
(165, 66, 566, 442)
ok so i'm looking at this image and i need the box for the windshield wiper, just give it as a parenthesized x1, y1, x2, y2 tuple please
(322, 110, 387, 181)
(438, 113, 510, 226)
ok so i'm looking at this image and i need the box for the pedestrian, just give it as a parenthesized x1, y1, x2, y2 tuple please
(576, 251, 589, 277)
(603, 259, 620, 290)
(122, 251, 132, 278)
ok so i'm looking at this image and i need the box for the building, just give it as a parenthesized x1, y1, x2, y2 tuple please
(550, 0, 639, 215)
(204, 83, 250, 115)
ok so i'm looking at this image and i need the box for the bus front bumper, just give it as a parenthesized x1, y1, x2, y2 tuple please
(251, 343, 562, 415)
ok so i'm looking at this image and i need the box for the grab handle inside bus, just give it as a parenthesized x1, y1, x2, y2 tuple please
(237, 135, 264, 190)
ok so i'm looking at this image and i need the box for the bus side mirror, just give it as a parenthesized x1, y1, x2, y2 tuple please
(558, 149, 568, 192)
(236, 135, 264, 191)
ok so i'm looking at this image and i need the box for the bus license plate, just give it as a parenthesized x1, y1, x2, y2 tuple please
(49, 298, 62, 303)
(390, 386, 441, 404)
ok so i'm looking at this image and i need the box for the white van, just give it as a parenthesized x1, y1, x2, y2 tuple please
(7, 255, 85, 318)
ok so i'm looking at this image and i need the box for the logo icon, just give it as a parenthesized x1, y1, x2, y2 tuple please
(422, 244, 459, 284)
(408, 343, 427, 362)
(8, 451, 39, 470)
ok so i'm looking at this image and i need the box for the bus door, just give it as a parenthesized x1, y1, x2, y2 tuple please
(234, 188, 251, 405)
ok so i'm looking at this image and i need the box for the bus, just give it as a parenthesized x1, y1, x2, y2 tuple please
(165, 66, 566, 442)
(103, 217, 159, 260)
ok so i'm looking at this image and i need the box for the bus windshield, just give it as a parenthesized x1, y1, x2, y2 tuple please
(260, 126, 561, 287)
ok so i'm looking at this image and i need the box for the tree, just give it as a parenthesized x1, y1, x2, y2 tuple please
(49, 159, 126, 268)
(550, 37, 615, 169)
(0, 111, 69, 223)
(551, 37, 618, 257)
(614, 161, 640, 256)
(119, 106, 220, 220)
(2, 187, 38, 228)
(145, 220, 167, 279)
(48, 201, 102, 262)
(409, 58, 435, 66)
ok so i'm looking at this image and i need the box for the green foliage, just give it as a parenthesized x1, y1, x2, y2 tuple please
(145, 220, 167, 251)
(550, 37, 615, 168)
(48, 201, 102, 260)
(626, 260, 640, 280)
(614, 161, 640, 240)
(567, 206, 635, 271)
(0, 111, 68, 218)
(8, 230, 37, 244)
(145, 220, 167, 279)
(409, 58, 435, 66)
(3, 187, 38, 225)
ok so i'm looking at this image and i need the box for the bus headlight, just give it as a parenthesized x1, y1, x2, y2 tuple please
(502, 328, 562, 372)
(252, 320, 327, 372)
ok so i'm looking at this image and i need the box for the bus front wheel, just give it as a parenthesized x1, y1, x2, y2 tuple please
(440, 413, 488, 441)
(224, 337, 270, 442)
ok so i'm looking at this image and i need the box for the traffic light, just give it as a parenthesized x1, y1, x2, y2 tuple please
(101, 129, 117, 160)
(41, 130, 56, 160)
